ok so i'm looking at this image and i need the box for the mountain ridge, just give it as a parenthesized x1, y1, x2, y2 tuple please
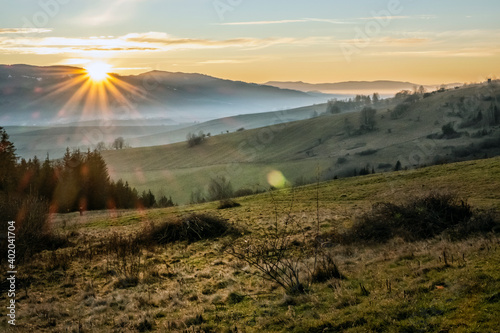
(0, 64, 331, 125)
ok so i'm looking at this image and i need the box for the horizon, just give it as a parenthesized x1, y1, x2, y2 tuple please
(1, 1, 499, 85)
(0, 63, 467, 87)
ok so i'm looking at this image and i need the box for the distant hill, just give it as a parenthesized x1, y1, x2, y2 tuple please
(265, 80, 462, 95)
(0, 64, 336, 125)
(6, 103, 326, 159)
(101, 81, 500, 203)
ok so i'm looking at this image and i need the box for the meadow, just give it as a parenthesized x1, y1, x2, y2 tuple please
(1, 156, 499, 332)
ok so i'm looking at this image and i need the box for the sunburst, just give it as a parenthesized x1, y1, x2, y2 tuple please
(84, 61, 112, 83)
(35, 60, 149, 122)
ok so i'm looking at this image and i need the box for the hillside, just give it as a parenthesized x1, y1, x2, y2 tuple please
(2, 157, 499, 332)
(102, 81, 500, 204)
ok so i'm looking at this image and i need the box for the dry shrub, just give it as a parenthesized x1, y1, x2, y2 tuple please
(141, 213, 238, 245)
(0, 195, 69, 262)
(218, 199, 241, 210)
(342, 192, 497, 243)
(311, 253, 344, 283)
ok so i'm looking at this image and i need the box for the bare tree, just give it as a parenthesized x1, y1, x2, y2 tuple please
(96, 141, 106, 151)
(207, 176, 233, 201)
(112, 137, 125, 150)
(359, 107, 377, 131)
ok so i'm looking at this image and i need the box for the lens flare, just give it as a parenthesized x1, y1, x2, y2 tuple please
(267, 170, 287, 188)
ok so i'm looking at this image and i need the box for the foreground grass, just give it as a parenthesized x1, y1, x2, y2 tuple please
(1, 157, 499, 332)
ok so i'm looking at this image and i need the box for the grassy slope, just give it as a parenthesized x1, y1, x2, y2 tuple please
(103, 82, 500, 204)
(2, 157, 499, 332)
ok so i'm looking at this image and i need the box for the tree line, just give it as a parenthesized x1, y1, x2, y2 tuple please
(327, 93, 381, 114)
(0, 127, 174, 214)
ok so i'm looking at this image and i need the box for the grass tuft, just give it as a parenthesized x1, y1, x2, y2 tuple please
(141, 213, 238, 245)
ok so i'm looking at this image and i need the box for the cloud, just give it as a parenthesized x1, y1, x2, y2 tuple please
(197, 59, 258, 65)
(378, 37, 429, 45)
(218, 18, 352, 26)
(122, 32, 302, 49)
(0, 28, 52, 34)
(0, 32, 320, 55)
(358, 14, 437, 20)
(370, 48, 498, 58)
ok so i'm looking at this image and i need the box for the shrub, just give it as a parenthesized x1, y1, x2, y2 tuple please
(441, 123, 461, 139)
(218, 199, 241, 209)
(341, 192, 497, 243)
(226, 292, 245, 304)
(356, 149, 378, 156)
(0, 195, 68, 262)
(186, 132, 205, 147)
(336, 157, 348, 165)
(228, 190, 343, 295)
(141, 213, 237, 245)
(311, 252, 344, 283)
(207, 176, 234, 201)
(390, 102, 411, 119)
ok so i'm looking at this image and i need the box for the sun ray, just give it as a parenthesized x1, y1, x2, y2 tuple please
(23, 60, 157, 124)
(57, 81, 91, 117)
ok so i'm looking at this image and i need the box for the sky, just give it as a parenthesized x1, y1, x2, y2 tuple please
(1, 0, 499, 85)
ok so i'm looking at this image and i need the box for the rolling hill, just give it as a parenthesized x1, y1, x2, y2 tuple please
(5, 103, 325, 159)
(102, 81, 500, 204)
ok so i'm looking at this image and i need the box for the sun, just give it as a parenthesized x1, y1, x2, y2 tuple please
(84, 62, 112, 82)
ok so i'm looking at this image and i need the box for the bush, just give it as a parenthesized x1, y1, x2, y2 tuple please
(356, 149, 378, 156)
(311, 253, 344, 283)
(207, 176, 234, 201)
(141, 214, 237, 245)
(0, 195, 68, 262)
(441, 123, 461, 139)
(341, 192, 497, 243)
(186, 132, 205, 147)
(336, 157, 348, 165)
(218, 199, 241, 210)
(390, 102, 411, 119)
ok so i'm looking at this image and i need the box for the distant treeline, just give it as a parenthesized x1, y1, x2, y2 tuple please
(0, 127, 174, 213)
(327, 93, 381, 114)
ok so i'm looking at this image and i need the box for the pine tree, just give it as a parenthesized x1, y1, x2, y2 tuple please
(0, 127, 18, 193)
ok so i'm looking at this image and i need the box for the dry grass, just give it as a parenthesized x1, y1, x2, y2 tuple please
(0, 157, 499, 332)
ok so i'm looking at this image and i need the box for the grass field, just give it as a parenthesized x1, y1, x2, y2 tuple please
(1, 156, 499, 332)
